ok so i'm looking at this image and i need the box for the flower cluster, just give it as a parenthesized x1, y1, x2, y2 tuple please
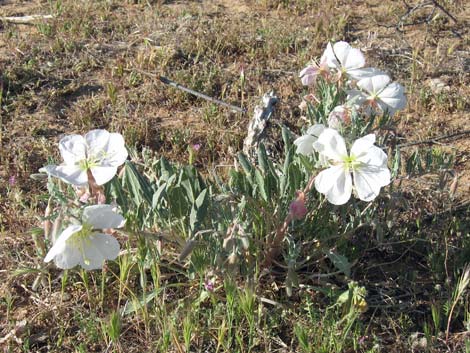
(299, 41, 406, 119)
(42, 129, 128, 270)
(295, 41, 406, 205)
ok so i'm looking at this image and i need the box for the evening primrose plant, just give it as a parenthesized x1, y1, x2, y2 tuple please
(39, 41, 414, 314)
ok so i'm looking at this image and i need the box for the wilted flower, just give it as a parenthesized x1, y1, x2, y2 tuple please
(42, 129, 128, 186)
(313, 129, 391, 205)
(294, 124, 325, 156)
(327, 105, 355, 129)
(44, 205, 125, 270)
(299, 60, 329, 86)
(347, 74, 406, 116)
(289, 191, 307, 220)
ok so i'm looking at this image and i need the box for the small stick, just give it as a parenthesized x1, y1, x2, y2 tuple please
(397, 130, 470, 148)
(130, 68, 246, 113)
(431, 0, 458, 23)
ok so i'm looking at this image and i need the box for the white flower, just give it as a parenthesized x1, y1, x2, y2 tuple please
(42, 129, 128, 186)
(44, 205, 125, 270)
(347, 74, 406, 116)
(322, 41, 384, 81)
(321, 41, 364, 80)
(294, 124, 325, 156)
(313, 129, 391, 205)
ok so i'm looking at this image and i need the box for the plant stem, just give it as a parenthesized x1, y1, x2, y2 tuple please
(262, 173, 317, 267)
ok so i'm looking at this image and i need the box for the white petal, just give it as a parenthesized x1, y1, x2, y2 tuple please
(342, 47, 365, 70)
(299, 66, 320, 86)
(53, 245, 83, 269)
(294, 124, 325, 156)
(331, 42, 351, 68)
(356, 145, 389, 171)
(347, 67, 385, 81)
(83, 205, 126, 229)
(79, 233, 120, 270)
(353, 165, 391, 202)
(357, 74, 390, 95)
(346, 89, 367, 105)
(312, 128, 348, 161)
(45, 165, 88, 186)
(44, 225, 82, 263)
(101, 133, 128, 167)
(379, 82, 407, 111)
(315, 165, 345, 193)
(294, 134, 316, 155)
(85, 129, 110, 158)
(323, 42, 339, 69)
(350, 134, 376, 158)
(90, 166, 117, 185)
(326, 168, 352, 205)
(59, 135, 87, 165)
(306, 123, 325, 137)
(315, 165, 352, 205)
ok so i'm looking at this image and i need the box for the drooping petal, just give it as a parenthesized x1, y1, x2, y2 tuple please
(44, 224, 82, 263)
(312, 128, 348, 162)
(299, 65, 319, 86)
(294, 134, 317, 155)
(294, 124, 325, 156)
(101, 133, 128, 167)
(53, 245, 83, 269)
(43, 165, 88, 186)
(79, 233, 120, 270)
(90, 166, 117, 185)
(59, 135, 87, 165)
(350, 134, 376, 158)
(83, 205, 126, 229)
(353, 164, 391, 202)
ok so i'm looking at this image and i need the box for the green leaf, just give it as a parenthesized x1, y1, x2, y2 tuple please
(123, 161, 153, 205)
(255, 169, 267, 201)
(257, 143, 269, 175)
(159, 157, 173, 181)
(326, 250, 351, 277)
(152, 182, 167, 209)
(168, 186, 189, 219)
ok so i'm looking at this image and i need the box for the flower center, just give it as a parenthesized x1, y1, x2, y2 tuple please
(79, 158, 99, 171)
(342, 155, 361, 171)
